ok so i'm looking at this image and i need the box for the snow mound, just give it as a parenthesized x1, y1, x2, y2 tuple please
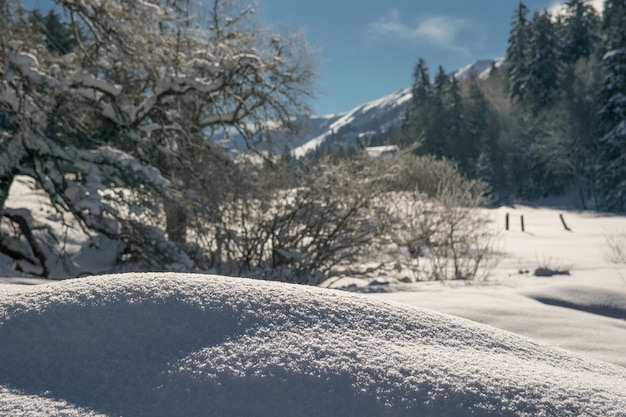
(1, 273, 625, 417)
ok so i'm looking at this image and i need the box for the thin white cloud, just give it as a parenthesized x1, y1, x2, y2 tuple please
(549, 0, 605, 16)
(367, 10, 471, 54)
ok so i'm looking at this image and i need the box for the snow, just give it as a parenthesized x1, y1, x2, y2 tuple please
(1, 273, 625, 416)
(2, 175, 626, 414)
(454, 59, 495, 80)
(5, 52, 59, 88)
(0, 176, 125, 278)
(365, 145, 399, 158)
(353, 206, 626, 367)
(70, 73, 122, 97)
(292, 88, 412, 158)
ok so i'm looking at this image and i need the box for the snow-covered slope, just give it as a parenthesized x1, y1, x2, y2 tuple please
(1, 273, 625, 416)
(454, 58, 503, 81)
(293, 88, 412, 157)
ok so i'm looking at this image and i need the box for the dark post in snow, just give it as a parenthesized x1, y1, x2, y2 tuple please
(521, 215, 525, 232)
(559, 214, 571, 231)
(505, 213, 510, 231)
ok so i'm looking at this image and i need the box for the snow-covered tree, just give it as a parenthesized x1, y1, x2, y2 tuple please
(597, 0, 626, 210)
(603, 0, 626, 50)
(0, 0, 315, 276)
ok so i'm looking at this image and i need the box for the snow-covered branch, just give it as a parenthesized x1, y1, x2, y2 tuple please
(5, 52, 59, 88)
(0, 0, 316, 275)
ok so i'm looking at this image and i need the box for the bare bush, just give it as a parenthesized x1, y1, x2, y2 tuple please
(605, 231, 626, 264)
(198, 152, 501, 284)
(381, 154, 501, 281)
(186, 155, 385, 285)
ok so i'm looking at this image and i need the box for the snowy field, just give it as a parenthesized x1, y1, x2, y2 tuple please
(1, 205, 625, 415)
(354, 206, 626, 368)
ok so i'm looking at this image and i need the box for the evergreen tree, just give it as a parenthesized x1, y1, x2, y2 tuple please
(603, 0, 626, 50)
(403, 58, 433, 146)
(424, 66, 452, 157)
(445, 76, 469, 171)
(526, 11, 562, 113)
(597, 0, 626, 210)
(411, 58, 432, 105)
(432, 65, 450, 118)
(560, 0, 600, 63)
(506, 2, 531, 103)
(536, 1, 601, 207)
(465, 82, 503, 186)
(29, 9, 78, 55)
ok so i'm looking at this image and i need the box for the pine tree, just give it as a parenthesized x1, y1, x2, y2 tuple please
(403, 58, 433, 146)
(445, 76, 469, 171)
(411, 58, 432, 105)
(560, 0, 600, 63)
(603, 0, 626, 50)
(506, 2, 531, 103)
(465, 83, 503, 184)
(425, 66, 452, 157)
(526, 11, 562, 113)
(553, 2, 601, 206)
(597, 0, 626, 210)
(29, 9, 78, 55)
(432, 66, 450, 112)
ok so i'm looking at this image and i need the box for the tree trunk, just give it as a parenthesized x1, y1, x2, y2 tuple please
(0, 172, 15, 215)
(164, 198, 188, 244)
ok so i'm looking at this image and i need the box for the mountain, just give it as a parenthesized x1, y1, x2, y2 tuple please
(291, 58, 501, 157)
(292, 88, 412, 157)
(454, 58, 503, 81)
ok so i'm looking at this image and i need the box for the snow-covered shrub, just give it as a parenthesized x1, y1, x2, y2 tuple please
(380, 154, 501, 281)
(193, 156, 386, 285)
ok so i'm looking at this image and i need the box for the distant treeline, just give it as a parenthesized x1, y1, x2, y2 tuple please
(304, 1, 626, 211)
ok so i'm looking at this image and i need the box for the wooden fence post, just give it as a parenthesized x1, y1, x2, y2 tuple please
(521, 215, 525, 232)
(559, 214, 571, 231)
(505, 213, 509, 231)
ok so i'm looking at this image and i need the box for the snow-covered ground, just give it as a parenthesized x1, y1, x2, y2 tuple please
(354, 206, 626, 368)
(1, 273, 625, 416)
(1, 204, 625, 415)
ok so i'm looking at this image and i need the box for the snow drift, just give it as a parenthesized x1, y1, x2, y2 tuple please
(1, 273, 625, 417)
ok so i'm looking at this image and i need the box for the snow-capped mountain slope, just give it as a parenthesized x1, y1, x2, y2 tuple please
(292, 59, 502, 157)
(292, 88, 412, 157)
(454, 58, 503, 80)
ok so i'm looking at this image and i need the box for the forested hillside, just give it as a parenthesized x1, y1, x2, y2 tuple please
(322, 1, 626, 211)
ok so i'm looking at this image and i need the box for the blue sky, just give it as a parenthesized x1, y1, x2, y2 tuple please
(22, 0, 598, 115)
(257, 0, 576, 115)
